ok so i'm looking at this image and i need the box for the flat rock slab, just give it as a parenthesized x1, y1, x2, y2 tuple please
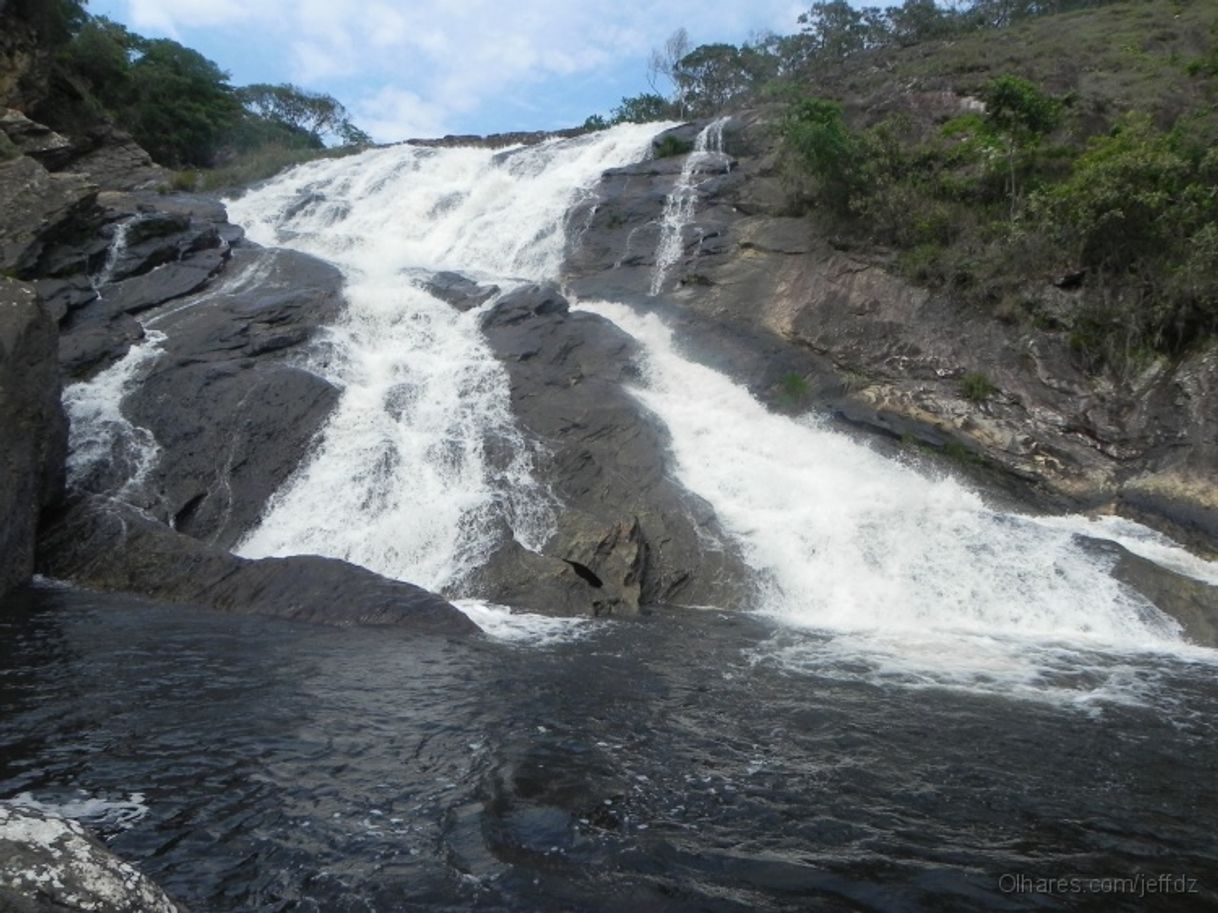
(38, 496, 479, 634)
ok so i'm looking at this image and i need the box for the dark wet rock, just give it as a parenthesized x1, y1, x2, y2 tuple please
(57, 311, 144, 380)
(0, 804, 187, 913)
(562, 110, 1218, 547)
(60, 124, 166, 191)
(1077, 536, 1218, 648)
(417, 270, 500, 310)
(474, 283, 752, 616)
(38, 496, 478, 632)
(101, 248, 228, 317)
(0, 279, 67, 597)
(114, 247, 344, 547)
(0, 107, 73, 169)
(30, 275, 96, 322)
(0, 154, 97, 275)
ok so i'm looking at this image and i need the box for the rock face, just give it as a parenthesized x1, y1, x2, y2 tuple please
(114, 247, 343, 546)
(0, 279, 67, 597)
(0, 804, 186, 913)
(0, 153, 97, 275)
(38, 496, 478, 633)
(472, 283, 753, 615)
(563, 114, 1218, 549)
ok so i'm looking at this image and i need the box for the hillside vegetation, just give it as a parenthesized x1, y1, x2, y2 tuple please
(10, 0, 369, 186)
(594, 0, 1218, 368)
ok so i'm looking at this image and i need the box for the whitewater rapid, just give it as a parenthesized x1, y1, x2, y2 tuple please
(577, 300, 1218, 703)
(227, 125, 666, 594)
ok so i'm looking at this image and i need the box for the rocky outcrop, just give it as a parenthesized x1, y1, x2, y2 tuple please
(563, 115, 1218, 549)
(38, 496, 478, 632)
(0, 804, 187, 913)
(119, 247, 343, 546)
(0, 153, 97, 275)
(0, 279, 67, 597)
(417, 270, 500, 311)
(473, 283, 752, 615)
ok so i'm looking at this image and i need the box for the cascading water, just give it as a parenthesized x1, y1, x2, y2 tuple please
(578, 300, 1218, 702)
(650, 117, 730, 296)
(227, 125, 665, 593)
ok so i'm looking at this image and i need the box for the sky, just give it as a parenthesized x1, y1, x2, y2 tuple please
(87, 0, 810, 142)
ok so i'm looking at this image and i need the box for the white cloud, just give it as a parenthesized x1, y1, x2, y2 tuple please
(110, 0, 804, 140)
(355, 86, 449, 141)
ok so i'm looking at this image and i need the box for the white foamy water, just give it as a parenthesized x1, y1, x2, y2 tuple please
(650, 117, 730, 296)
(5, 790, 149, 831)
(64, 330, 166, 499)
(452, 600, 592, 646)
(227, 125, 665, 593)
(579, 300, 1218, 703)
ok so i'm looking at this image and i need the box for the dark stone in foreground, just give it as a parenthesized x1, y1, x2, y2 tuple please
(473, 283, 753, 616)
(0, 279, 67, 597)
(0, 804, 187, 913)
(38, 496, 479, 633)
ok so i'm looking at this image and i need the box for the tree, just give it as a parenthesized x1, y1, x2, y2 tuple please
(981, 74, 1061, 216)
(120, 39, 243, 166)
(12, 0, 88, 47)
(647, 28, 691, 113)
(798, 1, 889, 59)
(674, 43, 776, 116)
(611, 93, 671, 124)
(237, 83, 362, 145)
(781, 97, 863, 214)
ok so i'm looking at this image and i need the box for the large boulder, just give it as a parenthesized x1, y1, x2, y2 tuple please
(38, 496, 479, 633)
(0, 279, 67, 597)
(472, 283, 752, 615)
(0, 804, 187, 913)
(113, 246, 344, 547)
(0, 154, 97, 275)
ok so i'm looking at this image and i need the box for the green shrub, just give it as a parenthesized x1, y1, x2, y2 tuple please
(653, 134, 694, 158)
(960, 371, 998, 402)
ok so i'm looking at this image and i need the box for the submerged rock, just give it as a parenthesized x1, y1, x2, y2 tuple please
(38, 496, 478, 633)
(0, 279, 67, 597)
(0, 804, 186, 913)
(475, 283, 752, 615)
(416, 270, 500, 311)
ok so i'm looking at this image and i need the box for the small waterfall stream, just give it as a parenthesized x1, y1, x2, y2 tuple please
(650, 117, 730, 295)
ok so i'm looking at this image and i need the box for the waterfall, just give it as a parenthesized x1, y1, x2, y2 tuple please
(577, 300, 1218, 697)
(650, 117, 731, 296)
(64, 331, 166, 504)
(227, 125, 664, 593)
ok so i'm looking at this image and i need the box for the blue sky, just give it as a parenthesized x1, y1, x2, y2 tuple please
(88, 0, 810, 142)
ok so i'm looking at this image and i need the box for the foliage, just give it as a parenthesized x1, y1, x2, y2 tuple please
(653, 134, 694, 158)
(237, 83, 369, 146)
(611, 93, 672, 124)
(780, 97, 863, 214)
(42, 9, 370, 169)
(1031, 114, 1218, 353)
(119, 39, 245, 167)
(582, 114, 609, 132)
(674, 42, 777, 117)
(960, 371, 998, 402)
(12, 0, 88, 47)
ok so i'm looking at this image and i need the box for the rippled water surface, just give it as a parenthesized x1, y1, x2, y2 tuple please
(3, 584, 1217, 912)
